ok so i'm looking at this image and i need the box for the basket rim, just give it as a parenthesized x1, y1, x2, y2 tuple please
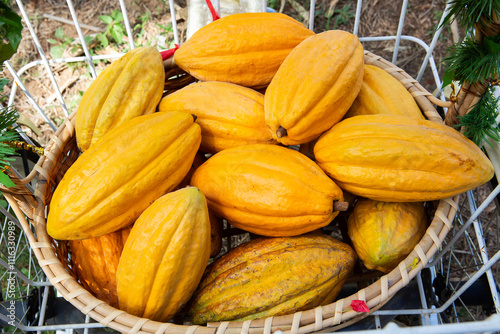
(7, 51, 458, 334)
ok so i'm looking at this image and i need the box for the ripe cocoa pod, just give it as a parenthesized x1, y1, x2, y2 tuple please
(76, 46, 165, 152)
(174, 12, 315, 88)
(347, 199, 427, 273)
(187, 232, 357, 324)
(265, 30, 364, 145)
(69, 225, 132, 307)
(314, 114, 494, 202)
(190, 144, 344, 237)
(343, 64, 424, 119)
(117, 187, 211, 322)
(47, 111, 201, 240)
(159, 81, 276, 153)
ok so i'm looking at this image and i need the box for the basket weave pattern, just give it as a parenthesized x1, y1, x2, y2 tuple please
(1, 51, 459, 334)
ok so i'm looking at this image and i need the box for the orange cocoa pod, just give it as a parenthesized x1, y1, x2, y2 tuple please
(69, 225, 132, 308)
(190, 144, 344, 237)
(159, 81, 276, 153)
(174, 12, 315, 88)
(314, 115, 494, 202)
(265, 30, 364, 146)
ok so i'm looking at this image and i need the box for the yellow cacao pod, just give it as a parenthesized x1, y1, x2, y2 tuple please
(343, 64, 424, 119)
(313, 115, 494, 202)
(265, 30, 364, 146)
(47, 111, 201, 240)
(190, 144, 344, 237)
(174, 12, 315, 88)
(347, 199, 427, 273)
(117, 187, 211, 322)
(76, 46, 165, 151)
(69, 225, 132, 307)
(159, 81, 276, 153)
(187, 232, 357, 324)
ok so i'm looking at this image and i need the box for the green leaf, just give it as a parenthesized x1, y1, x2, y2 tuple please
(0, 77, 9, 92)
(54, 26, 65, 40)
(0, 2, 22, 50)
(112, 10, 124, 22)
(50, 45, 64, 59)
(0, 198, 8, 208)
(21, 267, 30, 278)
(457, 86, 500, 147)
(0, 43, 15, 62)
(96, 33, 109, 48)
(442, 37, 500, 84)
(47, 38, 58, 44)
(111, 27, 123, 44)
(0, 2, 23, 62)
(99, 15, 113, 25)
(484, 36, 500, 55)
(0, 170, 16, 188)
(84, 35, 94, 44)
(441, 68, 455, 89)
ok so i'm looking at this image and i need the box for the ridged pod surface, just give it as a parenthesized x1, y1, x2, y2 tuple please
(314, 115, 494, 202)
(159, 81, 276, 153)
(47, 111, 201, 240)
(69, 225, 132, 307)
(117, 187, 211, 322)
(187, 232, 357, 324)
(347, 200, 427, 273)
(265, 30, 364, 146)
(190, 144, 344, 236)
(343, 65, 424, 119)
(174, 13, 315, 88)
(76, 46, 165, 151)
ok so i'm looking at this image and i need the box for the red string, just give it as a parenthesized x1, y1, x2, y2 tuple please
(205, 0, 220, 21)
(160, 44, 179, 60)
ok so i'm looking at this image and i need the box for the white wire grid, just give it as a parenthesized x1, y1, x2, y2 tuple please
(1, 0, 500, 332)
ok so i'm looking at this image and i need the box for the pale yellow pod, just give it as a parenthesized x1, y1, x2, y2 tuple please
(344, 64, 424, 119)
(76, 46, 165, 151)
(347, 199, 427, 273)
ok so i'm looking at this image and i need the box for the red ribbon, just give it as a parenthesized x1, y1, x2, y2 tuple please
(205, 0, 220, 21)
(160, 44, 179, 60)
(351, 300, 370, 313)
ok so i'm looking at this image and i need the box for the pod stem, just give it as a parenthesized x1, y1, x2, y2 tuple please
(276, 126, 287, 139)
(333, 201, 349, 212)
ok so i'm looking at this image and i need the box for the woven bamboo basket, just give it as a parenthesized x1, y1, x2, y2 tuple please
(1, 50, 461, 334)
